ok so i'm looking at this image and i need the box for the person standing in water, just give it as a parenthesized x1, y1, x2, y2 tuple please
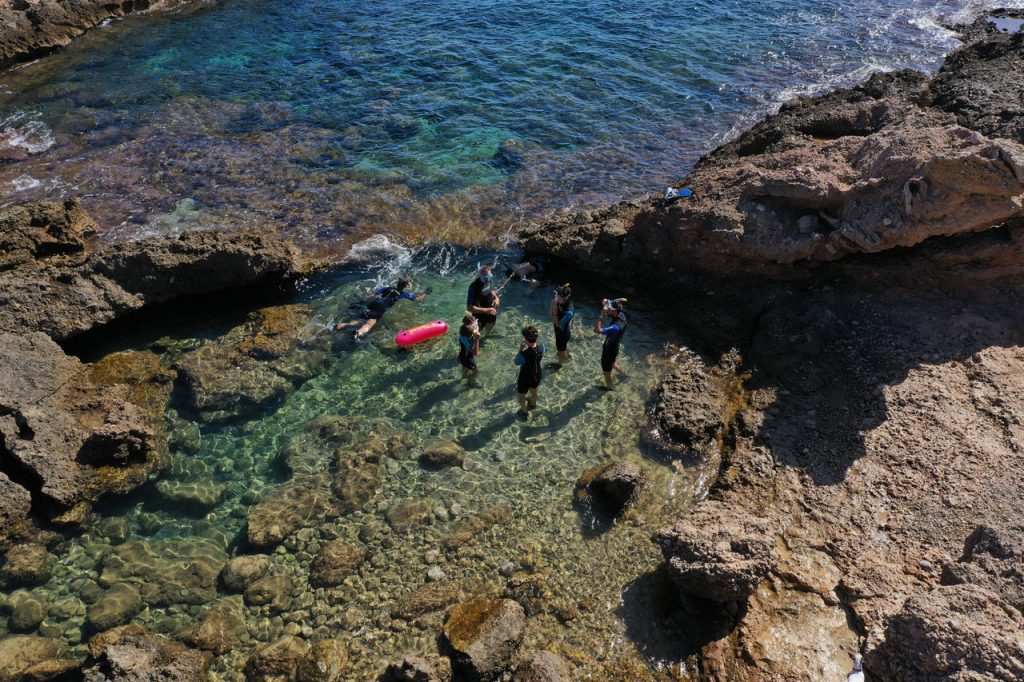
(336, 276, 429, 339)
(549, 283, 574, 365)
(594, 298, 627, 389)
(514, 325, 544, 417)
(467, 264, 500, 337)
(457, 313, 481, 384)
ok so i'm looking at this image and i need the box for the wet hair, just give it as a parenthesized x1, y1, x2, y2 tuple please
(462, 313, 476, 326)
(522, 325, 539, 342)
(556, 283, 572, 299)
(396, 276, 411, 290)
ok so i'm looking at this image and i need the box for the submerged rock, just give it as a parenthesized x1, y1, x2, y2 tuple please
(1, 543, 55, 587)
(84, 624, 211, 681)
(98, 538, 227, 607)
(220, 554, 272, 593)
(174, 305, 330, 423)
(384, 654, 453, 681)
(295, 639, 350, 682)
(244, 574, 294, 613)
(0, 634, 65, 681)
(6, 590, 46, 632)
(391, 581, 464, 621)
(309, 540, 367, 587)
(512, 651, 571, 682)
(419, 441, 466, 469)
(246, 476, 338, 549)
(574, 460, 645, 517)
(86, 583, 142, 632)
(881, 584, 1024, 682)
(154, 480, 226, 516)
(244, 635, 309, 682)
(443, 599, 526, 681)
(653, 502, 777, 602)
(442, 506, 511, 551)
(385, 498, 435, 533)
(187, 596, 247, 655)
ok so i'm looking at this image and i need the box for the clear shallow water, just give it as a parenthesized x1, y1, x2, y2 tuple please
(18, 247, 717, 679)
(2, 0, 1022, 255)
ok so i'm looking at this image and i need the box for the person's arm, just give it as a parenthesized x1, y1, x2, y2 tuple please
(472, 334, 480, 356)
(467, 285, 491, 315)
(595, 317, 604, 334)
(550, 299, 559, 325)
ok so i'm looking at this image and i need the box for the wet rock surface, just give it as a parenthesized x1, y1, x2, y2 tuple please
(520, 23, 1024, 280)
(84, 623, 211, 681)
(654, 502, 776, 602)
(648, 356, 728, 455)
(187, 596, 247, 655)
(173, 305, 330, 423)
(574, 460, 645, 518)
(86, 583, 142, 632)
(98, 538, 227, 606)
(1, 543, 55, 587)
(443, 599, 526, 681)
(295, 638, 349, 682)
(512, 651, 571, 682)
(220, 554, 271, 593)
(419, 441, 466, 469)
(0, 0, 196, 70)
(309, 540, 366, 587)
(384, 654, 453, 681)
(244, 635, 309, 682)
(0, 634, 66, 681)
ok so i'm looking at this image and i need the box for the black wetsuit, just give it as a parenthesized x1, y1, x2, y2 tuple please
(600, 314, 626, 372)
(516, 343, 544, 394)
(467, 278, 497, 327)
(458, 326, 478, 370)
(554, 299, 573, 352)
(353, 286, 415, 320)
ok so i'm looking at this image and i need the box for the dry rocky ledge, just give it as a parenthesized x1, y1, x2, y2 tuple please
(522, 14, 1024, 682)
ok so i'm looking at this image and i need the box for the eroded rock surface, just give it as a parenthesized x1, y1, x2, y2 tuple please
(654, 502, 776, 602)
(84, 624, 211, 682)
(443, 599, 526, 682)
(573, 460, 645, 517)
(942, 524, 1024, 612)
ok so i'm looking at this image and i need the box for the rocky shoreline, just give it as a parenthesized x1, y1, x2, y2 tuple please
(0, 0, 201, 71)
(1, 8, 1023, 682)
(522, 12, 1024, 681)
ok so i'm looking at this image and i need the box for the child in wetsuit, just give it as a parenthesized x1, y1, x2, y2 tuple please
(549, 283, 574, 365)
(595, 299, 627, 390)
(458, 313, 480, 384)
(514, 325, 544, 417)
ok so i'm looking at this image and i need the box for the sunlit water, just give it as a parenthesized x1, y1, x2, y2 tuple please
(2, 0, 1023, 256)
(22, 246, 717, 678)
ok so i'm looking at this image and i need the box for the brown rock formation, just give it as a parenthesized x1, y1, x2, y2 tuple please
(0, 0, 196, 71)
(443, 599, 526, 682)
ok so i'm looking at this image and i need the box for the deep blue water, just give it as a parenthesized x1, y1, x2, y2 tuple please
(0, 0, 1020, 250)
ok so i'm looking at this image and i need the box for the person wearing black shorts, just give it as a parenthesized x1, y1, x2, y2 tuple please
(467, 265, 500, 336)
(595, 299, 627, 389)
(514, 325, 544, 416)
(457, 313, 480, 384)
(549, 283, 574, 365)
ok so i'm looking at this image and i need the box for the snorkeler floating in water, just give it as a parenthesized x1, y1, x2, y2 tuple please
(336, 275, 430, 340)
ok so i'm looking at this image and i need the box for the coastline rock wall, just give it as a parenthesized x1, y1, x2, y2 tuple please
(0, 0, 197, 70)
(520, 23, 1024, 281)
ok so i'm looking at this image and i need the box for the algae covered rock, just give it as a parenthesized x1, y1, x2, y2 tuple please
(6, 590, 46, 632)
(187, 596, 247, 655)
(385, 498, 435, 533)
(98, 538, 227, 606)
(391, 581, 464, 621)
(384, 654, 453, 681)
(246, 477, 338, 549)
(244, 574, 294, 613)
(513, 651, 571, 682)
(1, 543, 55, 587)
(0, 634, 65, 682)
(309, 540, 367, 587)
(174, 305, 329, 423)
(244, 635, 309, 681)
(86, 583, 142, 632)
(443, 599, 526, 681)
(574, 460, 645, 517)
(220, 554, 272, 593)
(420, 441, 466, 469)
(84, 623, 211, 681)
(296, 638, 350, 682)
(154, 479, 226, 516)
(442, 506, 511, 551)
(653, 502, 776, 602)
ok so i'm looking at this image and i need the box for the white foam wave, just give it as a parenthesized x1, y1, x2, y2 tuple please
(9, 175, 42, 192)
(0, 112, 55, 155)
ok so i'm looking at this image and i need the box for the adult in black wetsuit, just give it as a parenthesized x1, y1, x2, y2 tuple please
(594, 299, 627, 389)
(549, 283, 574, 365)
(336, 276, 429, 339)
(514, 325, 544, 416)
(467, 265, 500, 336)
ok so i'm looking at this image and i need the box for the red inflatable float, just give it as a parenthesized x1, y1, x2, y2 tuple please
(395, 319, 448, 347)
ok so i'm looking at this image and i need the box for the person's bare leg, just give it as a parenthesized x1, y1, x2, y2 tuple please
(558, 350, 567, 364)
(603, 371, 614, 389)
(528, 387, 538, 409)
(614, 362, 628, 377)
(355, 318, 378, 338)
(517, 392, 529, 415)
(336, 319, 360, 330)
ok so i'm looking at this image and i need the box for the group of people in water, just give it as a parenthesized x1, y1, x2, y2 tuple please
(337, 262, 627, 417)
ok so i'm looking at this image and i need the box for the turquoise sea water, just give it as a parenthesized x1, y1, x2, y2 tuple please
(1, 0, 1020, 252)
(3, 1, 1024, 677)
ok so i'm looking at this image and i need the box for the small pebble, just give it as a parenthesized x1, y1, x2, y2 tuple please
(426, 566, 445, 582)
(919, 559, 933, 571)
